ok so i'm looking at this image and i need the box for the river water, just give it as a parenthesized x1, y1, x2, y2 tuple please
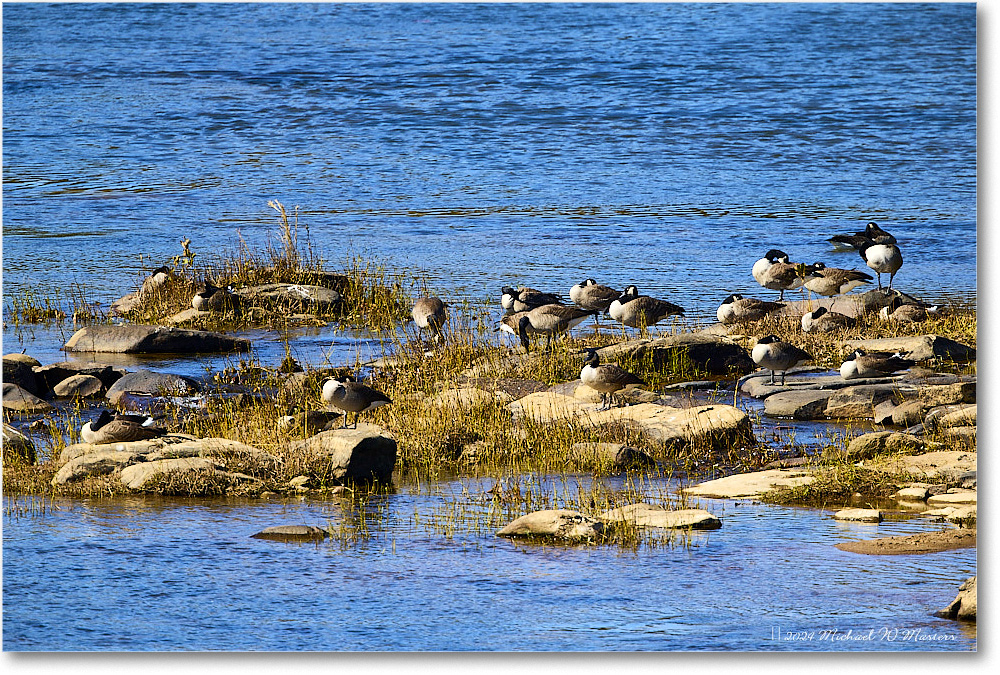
(1, 2, 977, 652)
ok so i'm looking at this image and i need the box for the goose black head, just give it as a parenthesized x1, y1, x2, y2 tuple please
(757, 335, 780, 345)
(811, 306, 829, 318)
(516, 314, 532, 351)
(720, 294, 739, 305)
(92, 409, 114, 431)
(763, 249, 788, 262)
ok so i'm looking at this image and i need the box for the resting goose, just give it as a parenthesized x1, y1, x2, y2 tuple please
(803, 263, 873, 296)
(608, 285, 684, 329)
(840, 350, 915, 380)
(321, 378, 392, 428)
(569, 279, 620, 313)
(580, 348, 646, 409)
(716, 294, 785, 325)
(879, 296, 936, 323)
(501, 286, 564, 313)
(192, 282, 240, 312)
(800, 306, 856, 333)
(751, 335, 813, 385)
(80, 410, 167, 445)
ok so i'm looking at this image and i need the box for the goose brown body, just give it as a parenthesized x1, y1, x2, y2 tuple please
(580, 348, 645, 409)
(751, 335, 813, 384)
(608, 285, 684, 329)
(803, 263, 873, 296)
(80, 410, 167, 445)
(716, 294, 785, 324)
(322, 378, 392, 428)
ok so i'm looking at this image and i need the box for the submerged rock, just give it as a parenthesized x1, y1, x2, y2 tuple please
(251, 525, 329, 542)
(599, 503, 722, 530)
(496, 509, 604, 541)
(682, 468, 814, 499)
(936, 577, 977, 622)
(64, 324, 250, 354)
(833, 508, 882, 523)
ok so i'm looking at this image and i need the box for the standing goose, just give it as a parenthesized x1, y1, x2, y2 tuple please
(608, 285, 684, 330)
(80, 410, 167, 445)
(321, 378, 392, 428)
(840, 350, 915, 380)
(515, 304, 597, 352)
(858, 238, 903, 291)
(501, 286, 564, 313)
(803, 263, 873, 296)
(580, 348, 646, 409)
(716, 294, 785, 325)
(800, 306, 856, 333)
(751, 335, 813, 385)
(753, 251, 813, 300)
(879, 295, 936, 323)
(411, 296, 448, 343)
(569, 279, 620, 314)
(829, 222, 897, 250)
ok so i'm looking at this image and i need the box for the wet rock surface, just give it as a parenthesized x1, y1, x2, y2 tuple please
(64, 324, 251, 354)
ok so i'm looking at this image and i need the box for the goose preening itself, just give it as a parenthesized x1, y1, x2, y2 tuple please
(840, 350, 915, 380)
(716, 294, 785, 325)
(192, 282, 239, 312)
(829, 222, 897, 250)
(321, 378, 392, 428)
(580, 348, 646, 410)
(515, 304, 597, 352)
(608, 285, 684, 329)
(752, 250, 813, 300)
(569, 279, 620, 313)
(800, 306, 856, 333)
(803, 263, 873, 297)
(80, 410, 167, 445)
(858, 238, 903, 291)
(411, 296, 448, 343)
(751, 335, 813, 385)
(879, 295, 937, 323)
(501, 286, 564, 313)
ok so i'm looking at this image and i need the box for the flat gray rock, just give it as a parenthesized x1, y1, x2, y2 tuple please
(597, 333, 755, 376)
(2, 383, 54, 414)
(841, 334, 976, 363)
(53, 373, 105, 398)
(599, 503, 722, 530)
(64, 324, 250, 354)
(251, 525, 329, 542)
(763, 390, 832, 419)
(235, 283, 341, 313)
(496, 509, 604, 541)
(824, 384, 916, 419)
(106, 369, 199, 405)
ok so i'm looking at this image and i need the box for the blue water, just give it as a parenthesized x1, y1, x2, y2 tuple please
(1, 2, 978, 652)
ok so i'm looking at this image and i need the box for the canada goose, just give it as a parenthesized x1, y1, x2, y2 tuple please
(858, 239, 903, 291)
(829, 222, 897, 250)
(499, 311, 543, 338)
(515, 304, 597, 352)
(501, 286, 563, 313)
(716, 294, 785, 325)
(580, 348, 646, 409)
(751, 335, 813, 385)
(608, 285, 684, 329)
(192, 282, 239, 312)
(753, 251, 813, 300)
(321, 378, 392, 428)
(803, 263, 873, 296)
(569, 279, 620, 313)
(800, 306, 856, 333)
(879, 295, 936, 323)
(840, 350, 915, 380)
(411, 296, 448, 342)
(80, 410, 167, 445)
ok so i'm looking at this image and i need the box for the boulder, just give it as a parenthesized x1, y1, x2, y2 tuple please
(941, 426, 976, 448)
(234, 283, 341, 313)
(866, 450, 976, 482)
(507, 393, 753, 449)
(52, 450, 143, 485)
(569, 443, 657, 471)
(946, 505, 977, 527)
(597, 332, 755, 376)
(3, 357, 41, 397)
(843, 432, 924, 460)
(927, 491, 977, 506)
(824, 384, 914, 419)
(105, 369, 200, 405)
(841, 335, 976, 363)
(52, 374, 105, 398)
(3, 353, 41, 367)
(895, 486, 929, 502)
(938, 405, 976, 429)
(891, 400, 933, 428)
(251, 525, 329, 542)
(64, 325, 250, 354)
(119, 457, 224, 490)
(2, 383, 55, 414)
(599, 504, 722, 530)
(682, 468, 815, 499)
(936, 577, 977, 622)
(289, 424, 397, 483)
(833, 508, 882, 523)
(3, 423, 36, 465)
(740, 372, 898, 399)
(763, 390, 832, 419)
(924, 404, 975, 430)
(496, 509, 604, 541)
(918, 381, 976, 406)
(32, 361, 124, 392)
(872, 399, 897, 426)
